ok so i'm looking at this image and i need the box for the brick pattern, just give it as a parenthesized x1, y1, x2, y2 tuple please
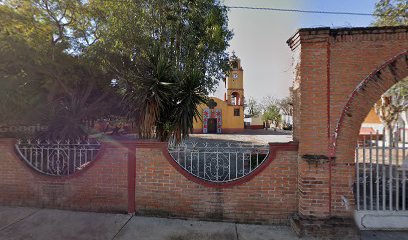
(289, 26, 408, 218)
(0, 139, 128, 212)
(332, 52, 408, 216)
(135, 144, 299, 224)
(0, 139, 299, 224)
(298, 160, 330, 217)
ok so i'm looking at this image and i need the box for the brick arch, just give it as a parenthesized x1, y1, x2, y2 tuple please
(328, 51, 407, 222)
(287, 26, 408, 220)
(333, 51, 408, 158)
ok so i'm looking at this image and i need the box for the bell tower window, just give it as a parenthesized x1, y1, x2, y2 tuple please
(231, 92, 241, 106)
(226, 53, 244, 106)
(231, 60, 238, 70)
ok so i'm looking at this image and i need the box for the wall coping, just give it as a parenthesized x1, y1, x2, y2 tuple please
(287, 25, 408, 50)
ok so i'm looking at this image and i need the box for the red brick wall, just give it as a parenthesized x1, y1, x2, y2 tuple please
(246, 125, 264, 130)
(0, 139, 129, 212)
(287, 26, 408, 218)
(0, 139, 299, 224)
(134, 142, 299, 224)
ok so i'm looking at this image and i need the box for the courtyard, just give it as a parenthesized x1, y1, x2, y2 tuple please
(168, 129, 292, 182)
(188, 129, 293, 145)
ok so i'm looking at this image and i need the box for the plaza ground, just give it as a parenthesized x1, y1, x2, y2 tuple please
(189, 129, 293, 145)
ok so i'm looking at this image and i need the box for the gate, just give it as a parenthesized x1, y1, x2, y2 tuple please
(355, 125, 408, 230)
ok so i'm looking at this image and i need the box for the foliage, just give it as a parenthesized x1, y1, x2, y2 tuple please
(245, 97, 261, 116)
(374, 95, 406, 146)
(374, 97, 399, 129)
(254, 95, 293, 129)
(259, 95, 292, 115)
(375, 79, 408, 132)
(371, 0, 407, 139)
(90, 0, 232, 93)
(250, 153, 267, 170)
(122, 47, 207, 142)
(91, 0, 232, 142)
(0, 0, 232, 142)
(373, 0, 407, 26)
(262, 104, 281, 127)
(277, 96, 293, 116)
(0, 1, 118, 139)
(260, 96, 279, 112)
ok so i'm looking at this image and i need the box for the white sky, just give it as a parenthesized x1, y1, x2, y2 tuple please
(213, 0, 377, 101)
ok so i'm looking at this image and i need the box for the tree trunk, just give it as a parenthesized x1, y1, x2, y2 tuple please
(385, 123, 393, 147)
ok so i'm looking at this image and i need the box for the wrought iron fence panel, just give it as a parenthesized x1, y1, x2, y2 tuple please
(168, 141, 269, 183)
(15, 139, 101, 176)
(355, 123, 408, 212)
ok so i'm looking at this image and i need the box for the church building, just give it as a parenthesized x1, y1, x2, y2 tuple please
(192, 55, 245, 134)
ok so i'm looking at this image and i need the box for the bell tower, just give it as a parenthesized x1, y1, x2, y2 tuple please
(226, 54, 244, 106)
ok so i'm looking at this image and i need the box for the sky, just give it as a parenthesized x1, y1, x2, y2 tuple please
(213, 0, 378, 101)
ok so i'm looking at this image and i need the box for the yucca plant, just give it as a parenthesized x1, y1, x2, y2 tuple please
(171, 70, 207, 143)
(123, 47, 207, 143)
(123, 47, 176, 139)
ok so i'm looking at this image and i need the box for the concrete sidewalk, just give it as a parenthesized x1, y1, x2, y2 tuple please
(2, 206, 408, 240)
(0, 206, 304, 240)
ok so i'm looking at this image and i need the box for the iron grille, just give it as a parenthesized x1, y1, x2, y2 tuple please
(15, 139, 101, 176)
(168, 141, 269, 183)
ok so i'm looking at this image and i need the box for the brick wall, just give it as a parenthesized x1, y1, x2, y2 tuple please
(0, 139, 129, 212)
(0, 139, 299, 224)
(287, 26, 408, 219)
(134, 142, 299, 224)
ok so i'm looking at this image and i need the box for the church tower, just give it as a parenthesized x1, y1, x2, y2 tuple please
(192, 52, 245, 134)
(226, 54, 244, 106)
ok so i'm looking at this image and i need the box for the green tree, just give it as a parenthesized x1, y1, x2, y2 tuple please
(90, 0, 232, 142)
(260, 96, 278, 112)
(375, 80, 408, 143)
(0, 0, 232, 142)
(0, 1, 118, 139)
(371, 0, 408, 137)
(277, 96, 293, 116)
(262, 105, 281, 129)
(371, 0, 407, 142)
(373, 0, 407, 26)
(245, 97, 261, 117)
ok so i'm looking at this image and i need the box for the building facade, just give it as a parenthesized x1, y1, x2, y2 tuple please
(192, 56, 245, 134)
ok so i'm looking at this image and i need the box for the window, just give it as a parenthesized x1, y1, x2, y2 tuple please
(231, 92, 240, 106)
(231, 60, 238, 70)
(234, 109, 240, 116)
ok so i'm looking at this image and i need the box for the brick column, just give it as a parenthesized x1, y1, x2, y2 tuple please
(288, 29, 332, 218)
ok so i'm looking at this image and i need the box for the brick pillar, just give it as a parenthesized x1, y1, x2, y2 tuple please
(288, 29, 332, 218)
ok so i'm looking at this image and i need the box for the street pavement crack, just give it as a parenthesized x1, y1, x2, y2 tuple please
(111, 214, 133, 240)
(0, 208, 42, 232)
(235, 223, 239, 240)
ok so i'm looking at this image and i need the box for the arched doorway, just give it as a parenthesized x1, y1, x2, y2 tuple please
(334, 51, 408, 229)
